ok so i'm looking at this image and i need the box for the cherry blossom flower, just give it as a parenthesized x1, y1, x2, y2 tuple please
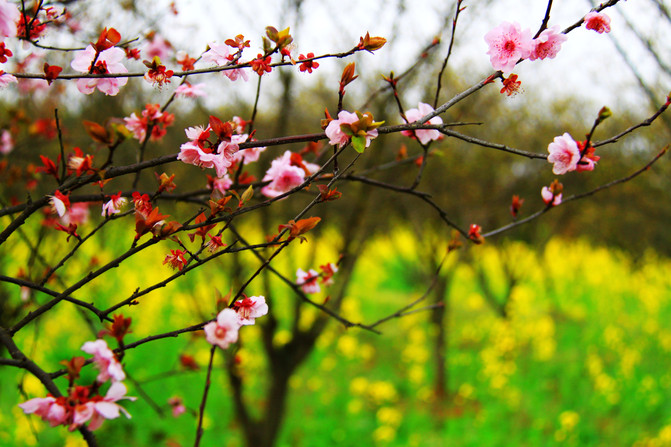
(178, 125, 238, 178)
(584, 11, 611, 34)
(124, 104, 175, 141)
(251, 54, 272, 76)
(70, 45, 128, 95)
(163, 249, 187, 271)
(67, 147, 94, 175)
(175, 82, 206, 98)
(143, 33, 172, 60)
(0, 0, 19, 38)
(18, 396, 68, 427)
(49, 190, 70, 217)
(401, 102, 443, 144)
(542, 186, 562, 206)
(0, 41, 12, 63)
(224, 67, 249, 82)
(207, 174, 233, 196)
(0, 129, 13, 154)
(81, 339, 126, 383)
(86, 382, 136, 431)
(60, 202, 89, 226)
(296, 268, 320, 294)
(298, 53, 319, 73)
(319, 263, 338, 286)
(102, 192, 127, 217)
(202, 42, 230, 66)
(484, 21, 533, 72)
(500, 74, 522, 96)
(132, 192, 153, 217)
(325, 110, 379, 149)
(0, 70, 17, 88)
(261, 150, 308, 198)
(231, 134, 266, 164)
(206, 234, 226, 253)
(233, 295, 268, 325)
(547, 133, 580, 175)
(530, 26, 567, 61)
(168, 397, 186, 418)
(204, 308, 241, 350)
(143, 59, 173, 87)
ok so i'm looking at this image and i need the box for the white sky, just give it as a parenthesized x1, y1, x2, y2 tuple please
(2, 0, 668, 122)
(157, 0, 669, 117)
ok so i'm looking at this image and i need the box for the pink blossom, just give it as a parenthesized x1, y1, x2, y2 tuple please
(0, 70, 17, 88)
(124, 113, 145, 140)
(232, 116, 249, 134)
(49, 190, 70, 217)
(70, 45, 128, 96)
(178, 125, 238, 177)
(144, 34, 171, 60)
(224, 67, 249, 82)
(87, 382, 136, 431)
(401, 102, 443, 144)
(547, 133, 580, 175)
(541, 186, 562, 206)
(484, 21, 533, 72)
(260, 150, 306, 198)
(81, 339, 126, 383)
(0, 0, 19, 38)
(18, 396, 68, 427)
(584, 12, 611, 34)
(175, 82, 206, 98)
(102, 192, 127, 217)
(202, 42, 230, 66)
(168, 397, 186, 418)
(0, 129, 13, 154)
(234, 295, 268, 325)
(232, 134, 266, 164)
(61, 202, 89, 226)
(209, 174, 233, 195)
(319, 262, 338, 286)
(576, 157, 596, 172)
(530, 26, 567, 61)
(204, 308, 241, 350)
(296, 268, 320, 294)
(325, 110, 378, 149)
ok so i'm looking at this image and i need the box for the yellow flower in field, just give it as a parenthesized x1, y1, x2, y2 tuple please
(350, 377, 369, 395)
(559, 410, 580, 431)
(458, 383, 475, 399)
(337, 334, 358, 358)
(360, 343, 375, 361)
(373, 425, 396, 443)
(368, 381, 398, 404)
(64, 435, 87, 447)
(22, 374, 44, 396)
(273, 329, 291, 346)
(376, 407, 403, 427)
(408, 365, 425, 384)
(12, 406, 38, 446)
(658, 425, 671, 442)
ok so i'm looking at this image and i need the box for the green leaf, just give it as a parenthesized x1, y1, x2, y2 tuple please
(352, 136, 366, 153)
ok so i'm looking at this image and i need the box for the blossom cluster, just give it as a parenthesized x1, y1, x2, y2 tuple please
(296, 263, 339, 294)
(547, 133, 599, 175)
(124, 103, 175, 142)
(484, 12, 610, 73)
(204, 296, 269, 350)
(19, 339, 135, 431)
